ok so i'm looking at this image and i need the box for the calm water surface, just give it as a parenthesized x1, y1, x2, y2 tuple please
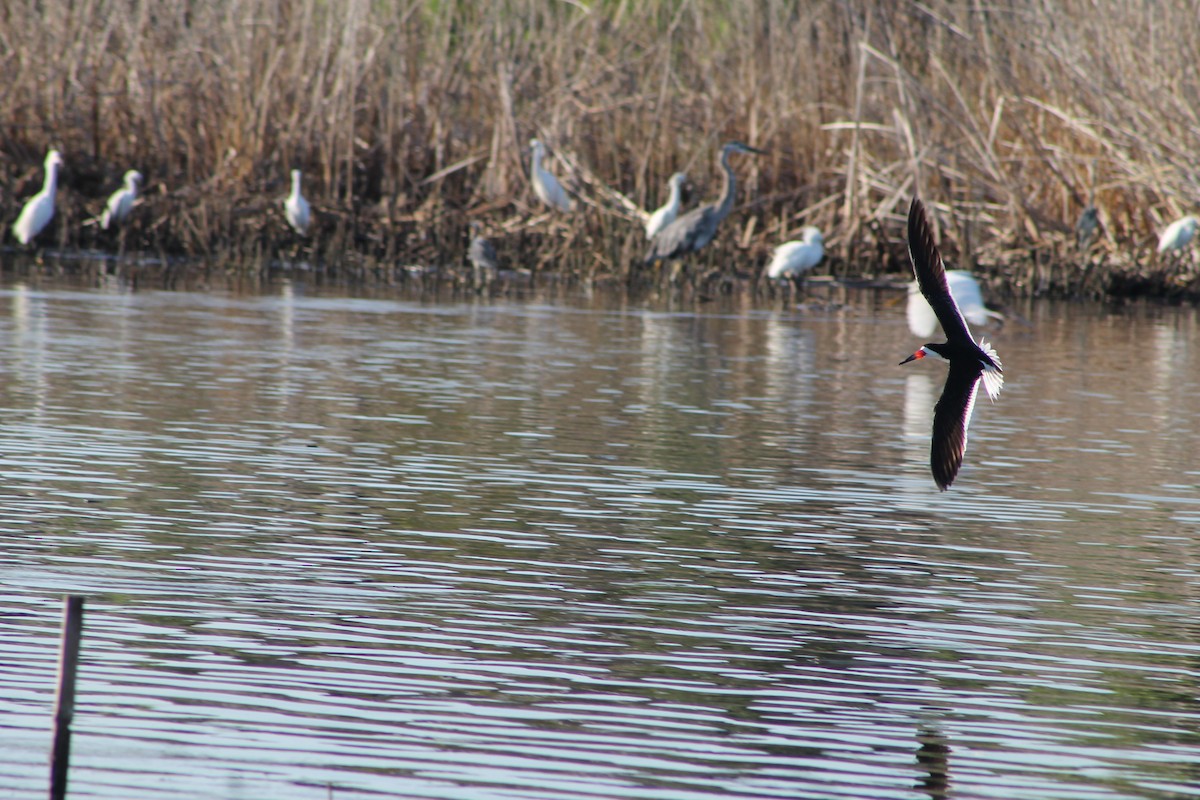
(1, 277, 1198, 800)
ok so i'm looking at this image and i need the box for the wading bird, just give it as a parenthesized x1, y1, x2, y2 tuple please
(12, 149, 65, 245)
(529, 139, 573, 213)
(906, 270, 1003, 339)
(901, 197, 1004, 491)
(643, 141, 764, 266)
(101, 169, 143, 230)
(284, 169, 311, 235)
(645, 172, 687, 240)
(1157, 215, 1198, 255)
(1075, 205, 1099, 252)
(766, 226, 824, 279)
(467, 220, 498, 290)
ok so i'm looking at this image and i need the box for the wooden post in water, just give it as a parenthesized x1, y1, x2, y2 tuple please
(49, 595, 85, 800)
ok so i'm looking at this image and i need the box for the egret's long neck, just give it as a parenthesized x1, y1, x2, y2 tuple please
(531, 146, 543, 178)
(667, 179, 683, 209)
(44, 164, 59, 197)
(291, 172, 303, 196)
(127, 175, 139, 194)
(714, 149, 737, 221)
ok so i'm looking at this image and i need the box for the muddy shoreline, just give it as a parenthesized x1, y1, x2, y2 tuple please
(3, 241, 1198, 308)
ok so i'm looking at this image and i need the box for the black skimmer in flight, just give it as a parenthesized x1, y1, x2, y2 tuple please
(901, 197, 1004, 490)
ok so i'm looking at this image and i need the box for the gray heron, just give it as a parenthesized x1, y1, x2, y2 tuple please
(468, 220, 499, 280)
(643, 141, 763, 265)
(1075, 205, 1098, 251)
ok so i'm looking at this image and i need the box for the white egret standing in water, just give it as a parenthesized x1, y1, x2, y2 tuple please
(645, 172, 687, 240)
(101, 170, 143, 230)
(766, 226, 824, 279)
(1157, 215, 1198, 255)
(284, 169, 311, 235)
(906, 269, 1003, 339)
(12, 149, 65, 245)
(529, 139, 573, 213)
(643, 141, 764, 265)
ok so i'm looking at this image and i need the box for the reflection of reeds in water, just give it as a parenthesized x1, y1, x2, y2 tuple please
(757, 317, 817, 457)
(8, 283, 52, 422)
(635, 313, 684, 425)
(4, 0, 1200, 288)
(763, 317, 815, 412)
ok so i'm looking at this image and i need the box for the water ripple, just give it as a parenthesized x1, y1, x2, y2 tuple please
(0, 286, 1198, 799)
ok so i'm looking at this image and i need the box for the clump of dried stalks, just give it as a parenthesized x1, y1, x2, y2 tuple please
(1, 0, 1198, 295)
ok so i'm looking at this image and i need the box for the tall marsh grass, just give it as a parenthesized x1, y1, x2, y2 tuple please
(2, 0, 1199, 291)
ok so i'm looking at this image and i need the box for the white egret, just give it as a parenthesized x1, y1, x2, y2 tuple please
(284, 169, 311, 235)
(907, 269, 1003, 339)
(645, 172, 687, 240)
(1156, 215, 1198, 254)
(12, 149, 65, 245)
(644, 141, 764, 265)
(100, 169, 143, 229)
(529, 139, 573, 213)
(766, 226, 824, 279)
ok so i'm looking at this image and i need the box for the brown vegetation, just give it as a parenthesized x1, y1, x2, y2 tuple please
(2, 0, 1199, 296)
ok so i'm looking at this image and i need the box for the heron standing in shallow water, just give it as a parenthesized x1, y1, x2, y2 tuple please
(644, 172, 687, 240)
(101, 170, 142, 230)
(284, 169, 311, 235)
(467, 220, 498, 291)
(529, 139, 573, 213)
(643, 141, 763, 266)
(12, 149, 65, 245)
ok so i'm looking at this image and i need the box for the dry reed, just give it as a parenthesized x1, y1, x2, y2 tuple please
(2, 0, 1199, 295)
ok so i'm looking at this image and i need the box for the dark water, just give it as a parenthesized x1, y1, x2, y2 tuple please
(1, 277, 1199, 799)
